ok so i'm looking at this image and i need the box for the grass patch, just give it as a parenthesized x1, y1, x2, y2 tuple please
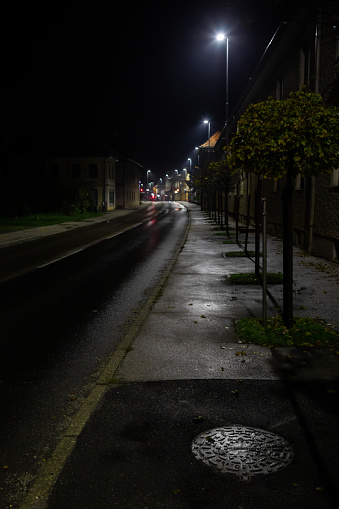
(225, 250, 257, 257)
(0, 212, 103, 233)
(236, 316, 339, 348)
(222, 240, 238, 244)
(229, 272, 283, 284)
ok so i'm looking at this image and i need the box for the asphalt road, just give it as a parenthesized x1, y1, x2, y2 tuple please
(0, 202, 189, 508)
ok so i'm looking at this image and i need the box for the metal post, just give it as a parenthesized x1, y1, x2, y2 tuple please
(225, 37, 229, 147)
(262, 198, 267, 327)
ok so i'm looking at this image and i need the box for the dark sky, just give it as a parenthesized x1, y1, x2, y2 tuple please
(3, 0, 290, 178)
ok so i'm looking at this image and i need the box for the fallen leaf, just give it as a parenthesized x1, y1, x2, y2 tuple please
(193, 416, 204, 422)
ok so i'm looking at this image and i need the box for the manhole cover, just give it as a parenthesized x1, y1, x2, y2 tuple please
(191, 425, 293, 480)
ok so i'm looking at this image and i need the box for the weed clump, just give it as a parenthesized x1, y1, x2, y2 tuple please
(236, 316, 339, 348)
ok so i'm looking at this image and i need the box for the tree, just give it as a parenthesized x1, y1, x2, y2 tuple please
(194, 160, 238, 233)
(228, 89, 339, 327)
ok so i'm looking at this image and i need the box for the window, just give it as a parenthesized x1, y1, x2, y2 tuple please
(109, 189, 114, 206)
(276, 78, 283, 100)
(108, 164, 115, 180)
(72, 163, 81, 178)
(89, 163, 98, 178)
(294, 174, 305, 191)
(300, 45, 311, 88)
(273, 179, 280, 193)
(331, 168, 339, 187)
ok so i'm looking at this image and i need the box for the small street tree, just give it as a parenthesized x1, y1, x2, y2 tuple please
(227, 89, 339, 327)
(194, 160, 238, 233)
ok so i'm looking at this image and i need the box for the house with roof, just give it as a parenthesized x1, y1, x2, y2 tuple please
(198, 131, 222, 173)
(44, 133, 142, 212)
(213, 13, 339, 261)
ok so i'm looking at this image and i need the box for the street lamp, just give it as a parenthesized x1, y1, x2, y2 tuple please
(195, 147, 199, 170)
(216, 33, 229, 147)
(204, 120, 211, 160)
(203, 119, 211, 138)
(187, 158, 192, 176)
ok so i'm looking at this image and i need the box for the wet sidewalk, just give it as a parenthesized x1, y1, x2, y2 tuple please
(22, 203, 339, 509)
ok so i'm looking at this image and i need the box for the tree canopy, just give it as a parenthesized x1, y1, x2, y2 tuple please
(227, 89, 339, 180)
(194, 160, 238, 192)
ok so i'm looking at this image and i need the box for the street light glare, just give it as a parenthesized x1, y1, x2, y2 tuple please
(217, 33, 225, 41)
(203, 120, 209, 124)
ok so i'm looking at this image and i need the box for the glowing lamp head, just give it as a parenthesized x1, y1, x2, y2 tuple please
(217, 33, 225, 41)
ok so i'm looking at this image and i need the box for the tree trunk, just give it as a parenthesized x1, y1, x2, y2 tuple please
(225, 186, 229, 236)
(220, 190, 224, 230)
(282, 165, 294, 328)
(245, 176, 251, 254)
(235, 195, 239, 244)
(255, 179, 261, 277)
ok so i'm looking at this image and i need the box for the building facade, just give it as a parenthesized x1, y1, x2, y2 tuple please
(44, 133, 141, 212)
(47, 154, 117, 211)
(214, 14, 339, 261)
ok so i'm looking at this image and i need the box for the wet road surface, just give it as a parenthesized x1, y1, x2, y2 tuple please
(0, 202, 188, 507)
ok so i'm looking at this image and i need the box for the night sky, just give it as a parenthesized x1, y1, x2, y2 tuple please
(3, 1, 294, 179)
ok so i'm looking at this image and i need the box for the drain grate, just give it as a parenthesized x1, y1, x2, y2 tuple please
(191, 425, 293, 480)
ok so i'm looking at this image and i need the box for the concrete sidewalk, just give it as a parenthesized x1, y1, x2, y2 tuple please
(22, 203, 339, 509)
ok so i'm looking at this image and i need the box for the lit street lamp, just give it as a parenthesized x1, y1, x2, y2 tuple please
(187, 158, 192, 175)
(216, 33, 229, 147)
(204, 119, 211, 161)
(203, 119, 211, 140)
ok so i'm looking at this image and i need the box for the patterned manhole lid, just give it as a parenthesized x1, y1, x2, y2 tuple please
(191, 425, 293, 480)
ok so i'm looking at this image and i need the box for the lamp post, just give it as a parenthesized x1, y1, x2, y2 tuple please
(204, 119, 211, 164)
(187, 158, 192, 176)
(216, 33, 229, 148)
(147, 170, 151, 201)
(195, 146, 199, 170)
(203, 119, 211, 141)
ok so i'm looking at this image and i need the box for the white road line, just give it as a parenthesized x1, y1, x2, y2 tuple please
(36, 222, 144, 269)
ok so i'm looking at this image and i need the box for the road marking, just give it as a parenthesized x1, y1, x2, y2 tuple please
(37, 248, 85, 268)
(36, 222, 144, 269)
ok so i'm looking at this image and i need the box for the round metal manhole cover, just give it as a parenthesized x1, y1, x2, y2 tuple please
(191, 425, 293, 480)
